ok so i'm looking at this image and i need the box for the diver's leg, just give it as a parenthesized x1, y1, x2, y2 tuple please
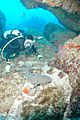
(15, 49, 20, 57)
(31, 45, 43, 59)
(5, 47, 13, 61)
(30, 45, 38, 56)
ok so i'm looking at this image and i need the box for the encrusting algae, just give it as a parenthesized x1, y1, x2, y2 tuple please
(21, 86, 65, 120)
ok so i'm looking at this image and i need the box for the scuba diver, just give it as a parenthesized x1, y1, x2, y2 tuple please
(0, 29, 42, 61)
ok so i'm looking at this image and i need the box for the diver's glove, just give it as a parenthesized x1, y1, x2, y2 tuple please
(37, 36, 43, 40)
(24, 39, 35, 48)
(34, 36, 43, 41)
(37, 54, 43, 59)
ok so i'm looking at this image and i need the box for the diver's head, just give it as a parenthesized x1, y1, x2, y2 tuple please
(11, 29, 23, 36)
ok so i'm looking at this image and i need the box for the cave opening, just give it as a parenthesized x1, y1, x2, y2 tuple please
(0, 0, 63, 32)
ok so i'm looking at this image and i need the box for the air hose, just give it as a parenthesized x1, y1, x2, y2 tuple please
(1, 36, 23, 60)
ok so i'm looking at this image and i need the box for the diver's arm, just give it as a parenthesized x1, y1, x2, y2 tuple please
(37, 36, 43, 39)
(33, 36, 43, 41)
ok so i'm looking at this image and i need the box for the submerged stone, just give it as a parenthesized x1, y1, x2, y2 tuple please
(21, 86, 65, 120)
(25, 73, 52, 86)
(21, 0, 80, 33)
(43, 22, 76, 51)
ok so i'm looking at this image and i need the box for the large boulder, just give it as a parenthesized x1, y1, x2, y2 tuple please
(43, 23, 77, 51)
(64, 73, 80, 118)
(20, 0, 38, 9)
(43, 23, 64, 41)
(21, 0, 80, 33)
(62, 0, 80, 13)
(3, 55, 72, 120)
(50, 7, 80, 33)
(49, 35, 80, 118)
(21, 0, 80, 13)
(21, 86, 65, 120)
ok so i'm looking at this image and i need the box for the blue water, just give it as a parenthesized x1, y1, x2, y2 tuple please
(0, 0, 62, 31)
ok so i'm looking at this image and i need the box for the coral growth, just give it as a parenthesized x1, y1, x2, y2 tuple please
(21, 87, 65, 120)
(49, 35, 80, 88)
(49, 35, 80, 118)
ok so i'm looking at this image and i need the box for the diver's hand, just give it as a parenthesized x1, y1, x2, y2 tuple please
(34, 36, 43, 41)
(37, 36, 43, 39)
(37, 54, 43, 59)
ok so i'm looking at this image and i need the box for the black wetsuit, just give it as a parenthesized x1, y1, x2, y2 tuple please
(1, 31, 38, 60)
(2, 32, 25, 60)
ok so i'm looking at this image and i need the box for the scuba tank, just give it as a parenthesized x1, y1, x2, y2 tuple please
(1, 30, 25, 60)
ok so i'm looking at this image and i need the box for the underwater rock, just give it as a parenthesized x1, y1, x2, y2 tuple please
(49, 35, 80, 85)
(21, 86, 65, 120)
(49, 35, 80, 118)
(0, 51, 73, 119)
(50, 7, 80, 33)
(65, 72, 80, 118)
(62, 0, 80, 13)
(26, 73, 52, 86)
(21, 0, 80, 13)
(0, 10, 6, 36)
(6, 83, 65, 120)
(43, 23, 76, 49)
(21, 0, 80, 33)
(0, 31, 79, 119)
(20, 0, 38, 9)
(43, 22, 65, 41)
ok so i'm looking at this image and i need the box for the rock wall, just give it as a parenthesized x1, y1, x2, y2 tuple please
(21, 0, 80, 33)
(49, 35, 80, 118)
(43, 22, 77, 49)
(62, 0, 80, 13)
(0, 10, 6, 36)
(21, 0, 80, 13)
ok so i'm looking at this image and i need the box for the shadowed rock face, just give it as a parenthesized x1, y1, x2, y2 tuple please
(49, 35, 80, 118)
(66, 73, 80, 118)
(43, 22, 77, 53)
(62, 0, 80, 13)
(43, 23, 77, 45)
(0, 10, 6, 36)
(21, 0, 80, 33)
(21, 0, 80, 13)
(21, 0, 38, 9)
(21, 87, 65, 120)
